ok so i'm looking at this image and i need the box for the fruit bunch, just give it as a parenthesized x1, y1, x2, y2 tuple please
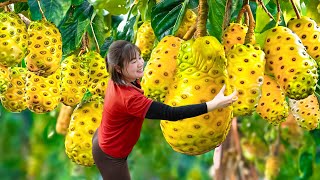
(160, 36, 233, 155)
(142, 35, 183, 102)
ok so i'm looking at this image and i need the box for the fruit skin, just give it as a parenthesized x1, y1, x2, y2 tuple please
(60, 54, 89, 106)
(0, 65, 10, 94)
(256, 75, 289, 125)
(0, 67, 27, 112)
(226, 44, 265, 116)
(222, 23, 248, 53)
(82, 51, 109, 97)
(141, 35, 183, 102)
(160, 36, 233, 155)
(287, 16, 320, 66)
(25, 69, 61, 113)
(25, 20, 62, 77)
(289, 94, 320, 131)
(65, 96, 103, 166)
(0, 12, 28, 67)
(263, 26, 318, 100)
(175, 9, 197, 39)
(135, 21, 156, 61)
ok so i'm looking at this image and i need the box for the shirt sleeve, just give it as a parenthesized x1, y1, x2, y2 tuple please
(126, 93, 153, 119)
(145, 101, 208, 121)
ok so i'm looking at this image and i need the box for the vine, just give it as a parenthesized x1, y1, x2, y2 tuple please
(290, 0, 301, 19)
(257, 0, 275, 21)
(243, 5, 255, 44)
(36, 0, 47, 21)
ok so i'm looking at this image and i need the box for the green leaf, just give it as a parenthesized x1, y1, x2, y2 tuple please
(100, 36, 114, 58)
(28, 0, 71, 26)
(151, 0, 184, 40)
(72, 0, 85, 6)
(114, 15, 137, 42)
(207, 0, 226, 42)
(58, 1, 94, 56)
(87, 12, 107, 52)
(14, 2, 29, 13)
(299, 151, 313, 179)
(92, 0, 128, 15)
(255, 4, 273, 33)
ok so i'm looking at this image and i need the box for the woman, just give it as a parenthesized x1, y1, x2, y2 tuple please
(92, 40, 238, 180)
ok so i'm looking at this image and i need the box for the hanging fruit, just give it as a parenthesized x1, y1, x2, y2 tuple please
(0, 11, 28, 67)
(141, 35, 183, 102)
(160, 0, 233, 155)
(65, 96, 104, 166)
(135, 21, 156, 61)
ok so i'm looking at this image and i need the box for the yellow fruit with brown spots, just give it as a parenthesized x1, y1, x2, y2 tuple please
(0, 67, 27, 112)
(25, 69, 61, 113)
(226, 44, 265, 116)
(0, 12, 28, 67)
(175, 9, 197, 39)
(83, 51, 109, 96)
(65, 96, 103, 166)
(287, 16, 320, 66)
(0, 65, 10, 94)
(263, 26, 318, 100)
(256, 75, 289, 125)
(135, 21, 155, 61)
(141, 35, 183, 102)
(289, 94, 320, 130)
(222, 23, 248, 53)
(60, 54, 89, 106)
(161, 36, 233, 155)
(25, 20, 62, 77)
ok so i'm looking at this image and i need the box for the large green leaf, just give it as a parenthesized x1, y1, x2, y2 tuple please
(114, 14, 138, 42)
(207, 0, 226, 41)
(86, 12, 108, 52)
(58, 1, 94, 56)
(91, 0, 129, 15)
(28, 0, 71, 26)
(151, 0, 186, 40)
(299, 151, 313, 179)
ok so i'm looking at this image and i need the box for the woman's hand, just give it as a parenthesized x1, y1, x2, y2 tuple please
(206, 84, 238, 112)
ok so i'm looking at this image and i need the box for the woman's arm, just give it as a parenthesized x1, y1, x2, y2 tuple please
(145, 84, 238, 121)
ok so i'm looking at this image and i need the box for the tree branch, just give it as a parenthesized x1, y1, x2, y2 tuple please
(0, 0, 27, 8)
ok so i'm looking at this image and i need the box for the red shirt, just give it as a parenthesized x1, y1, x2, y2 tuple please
(98, 80, 153, 158)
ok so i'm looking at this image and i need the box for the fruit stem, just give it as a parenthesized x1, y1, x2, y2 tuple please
(182, 24, 196, 40)
(275, 0, 282, 27)
(243, 5, 255, 44)
(0, 0, 27, 8)
(290, 0, 301, 19)
(222, 0, 232, 30)
(18, 13, 31, 27)
(236, 6, 246, 24)
(36, 0, 47, 21)
(257, 0, 275, 21)
(195, 0, 208, 38)
(90, 12, 100, 53)
(79, 32, 89, 56)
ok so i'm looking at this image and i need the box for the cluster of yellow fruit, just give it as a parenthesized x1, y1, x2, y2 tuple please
(0, 11, 109, 166)
(141, 12, 320, 155)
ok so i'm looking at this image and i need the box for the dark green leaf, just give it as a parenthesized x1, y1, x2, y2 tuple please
(115, 15, 137, 42)
(188, 0, 198, 9)
(72, 0, 85, 6)
(207, 0, 226, 42)
(92, 0, 128, 15)
(58, 1, 94, 56)
(151, 0, 184, 40)
(28, 0, 71, 26)
(100, 36, 114, 58)
(299, 152, 313, 179)
(14, 2, 29, 13)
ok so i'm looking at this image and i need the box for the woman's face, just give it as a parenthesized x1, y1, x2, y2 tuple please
(122, 51, 144, 83)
